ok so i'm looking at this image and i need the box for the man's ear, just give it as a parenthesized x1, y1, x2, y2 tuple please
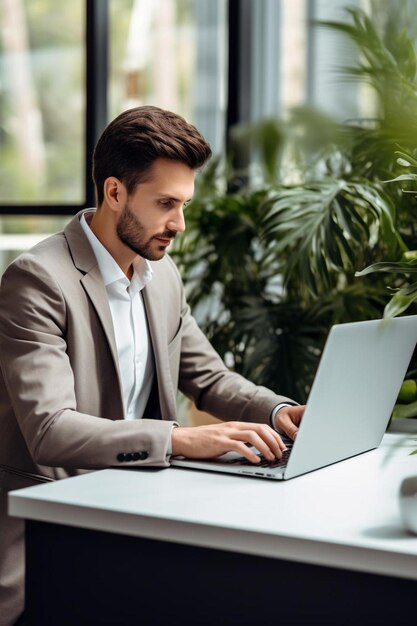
(103, 177, 126, 212)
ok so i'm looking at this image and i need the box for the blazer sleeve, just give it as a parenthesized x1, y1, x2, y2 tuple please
(0, 255, 176, 470)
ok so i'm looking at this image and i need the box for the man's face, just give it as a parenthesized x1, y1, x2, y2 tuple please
(116, 158, 195, 261)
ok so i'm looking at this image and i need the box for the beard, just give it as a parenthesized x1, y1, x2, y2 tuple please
(116, 202, 176, 261)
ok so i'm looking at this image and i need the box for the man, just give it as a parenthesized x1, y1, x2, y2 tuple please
(0, 106, 303, 625)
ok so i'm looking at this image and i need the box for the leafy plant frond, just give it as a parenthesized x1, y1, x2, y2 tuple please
(356, 260, 417, 276)
(356, 258, 417, 317)
(260, 178, 398, 296)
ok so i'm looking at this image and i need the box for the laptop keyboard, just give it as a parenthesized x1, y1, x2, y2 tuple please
(224, 444, 293, 469)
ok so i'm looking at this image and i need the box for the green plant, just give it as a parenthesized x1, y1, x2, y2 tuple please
(355, 149, 417, 317)
(174, 155, 398, 403)
(173, 5, 417, 404)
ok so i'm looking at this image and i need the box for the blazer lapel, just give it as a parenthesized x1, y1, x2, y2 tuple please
(64, 213, 121, 381)
(142, 281, 177, 421)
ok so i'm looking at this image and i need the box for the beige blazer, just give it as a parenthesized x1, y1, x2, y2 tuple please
(0, 210, 294, 624)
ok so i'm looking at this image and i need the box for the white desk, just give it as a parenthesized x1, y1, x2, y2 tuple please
(9, 433, 417, 625)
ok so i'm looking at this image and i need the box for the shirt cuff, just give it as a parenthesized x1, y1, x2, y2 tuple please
(167, 423, 179, 457)
(270, 403, 293, 431)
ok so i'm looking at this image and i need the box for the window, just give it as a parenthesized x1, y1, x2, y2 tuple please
(0, 0, 86, 209)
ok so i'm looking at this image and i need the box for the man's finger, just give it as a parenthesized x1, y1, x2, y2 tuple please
(231, 428, 283, 461)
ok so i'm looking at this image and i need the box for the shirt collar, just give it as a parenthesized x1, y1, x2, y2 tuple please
(80, 210, 153, 293)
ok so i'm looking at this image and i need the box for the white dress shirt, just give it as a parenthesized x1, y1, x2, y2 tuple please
(80, 211, 155, 421)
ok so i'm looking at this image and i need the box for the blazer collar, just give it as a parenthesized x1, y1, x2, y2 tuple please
(64, 209, 98, 274)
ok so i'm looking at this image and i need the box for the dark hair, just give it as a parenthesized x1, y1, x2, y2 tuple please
(92, 105, 212, 206)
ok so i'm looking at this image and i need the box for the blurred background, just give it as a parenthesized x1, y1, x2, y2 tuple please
(2, 0, 417, 407)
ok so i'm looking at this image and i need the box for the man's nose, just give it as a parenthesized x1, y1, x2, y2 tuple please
(167, 208, 186, 233)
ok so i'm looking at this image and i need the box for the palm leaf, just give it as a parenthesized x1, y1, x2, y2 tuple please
(260, 179, 397, 295)
(384, 293, 416, 318)
(356, 260, 417, 276)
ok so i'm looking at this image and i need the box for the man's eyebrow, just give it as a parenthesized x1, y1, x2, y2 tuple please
(158, 194, 193, 203)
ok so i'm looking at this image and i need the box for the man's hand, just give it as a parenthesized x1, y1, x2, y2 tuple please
(274, 405, 305, 440)
(171, 421, 287, 464)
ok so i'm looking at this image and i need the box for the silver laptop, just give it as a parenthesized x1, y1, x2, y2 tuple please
(171, 315, 417, 480)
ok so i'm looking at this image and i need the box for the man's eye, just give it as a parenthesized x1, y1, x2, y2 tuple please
(159, 199, 173, 208)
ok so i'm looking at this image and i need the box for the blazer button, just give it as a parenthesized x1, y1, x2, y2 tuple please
(117, 451, 148, 462)
(132, 451, 148, 461)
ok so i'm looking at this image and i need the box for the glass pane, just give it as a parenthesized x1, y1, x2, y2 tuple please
(308, 0, 362, 120)
(280, 0, 307, 116)
(108, 0, 227, 155)
(0, 0, 85, 206)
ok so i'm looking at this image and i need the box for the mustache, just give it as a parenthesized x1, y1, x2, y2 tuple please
(153, 230, 177, 240)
